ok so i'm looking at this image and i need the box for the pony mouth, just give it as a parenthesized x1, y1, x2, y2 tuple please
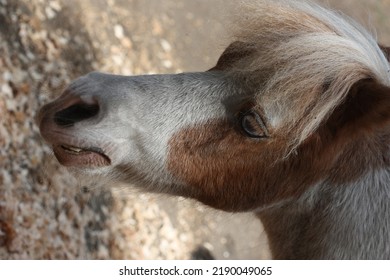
(53, 144, 111, 167)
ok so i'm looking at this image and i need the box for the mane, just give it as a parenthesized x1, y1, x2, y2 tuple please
(227, 0, 390, 154)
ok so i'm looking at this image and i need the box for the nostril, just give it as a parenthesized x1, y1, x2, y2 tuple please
(54, 102, 100, 127)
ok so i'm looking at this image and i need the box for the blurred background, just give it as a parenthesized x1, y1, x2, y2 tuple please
(0, 0, 389, 259)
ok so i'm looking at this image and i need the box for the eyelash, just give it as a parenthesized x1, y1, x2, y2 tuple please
(238, 109, 269, 139)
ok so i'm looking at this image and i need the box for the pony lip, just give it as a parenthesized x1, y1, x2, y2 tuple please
(53, 144, 111, 167)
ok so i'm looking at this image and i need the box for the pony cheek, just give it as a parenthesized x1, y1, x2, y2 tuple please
(166, 121, 273, 211)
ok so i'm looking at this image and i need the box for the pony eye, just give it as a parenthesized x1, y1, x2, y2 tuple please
(240, 110, 268, 138)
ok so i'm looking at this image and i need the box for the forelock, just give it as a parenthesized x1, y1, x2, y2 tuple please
(226, 0, 390, 153)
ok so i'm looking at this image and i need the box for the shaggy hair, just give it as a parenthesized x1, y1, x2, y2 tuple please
(227, 0, 390, 154)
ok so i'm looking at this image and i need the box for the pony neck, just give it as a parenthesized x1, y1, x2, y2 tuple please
(257, 169, 390, 259)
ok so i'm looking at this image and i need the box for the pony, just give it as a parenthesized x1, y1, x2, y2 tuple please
(37, 0, 390, 259)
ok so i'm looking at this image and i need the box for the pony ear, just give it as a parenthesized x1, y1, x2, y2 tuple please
(209, 41, 255, 71)
(379, 45, 390, 61)
(328, 79, 390, 138)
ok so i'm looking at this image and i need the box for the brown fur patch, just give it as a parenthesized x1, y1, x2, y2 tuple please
(167, 80, 390, 212)
(167, 119, 336, 211)
(379, 45, 390, 61)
